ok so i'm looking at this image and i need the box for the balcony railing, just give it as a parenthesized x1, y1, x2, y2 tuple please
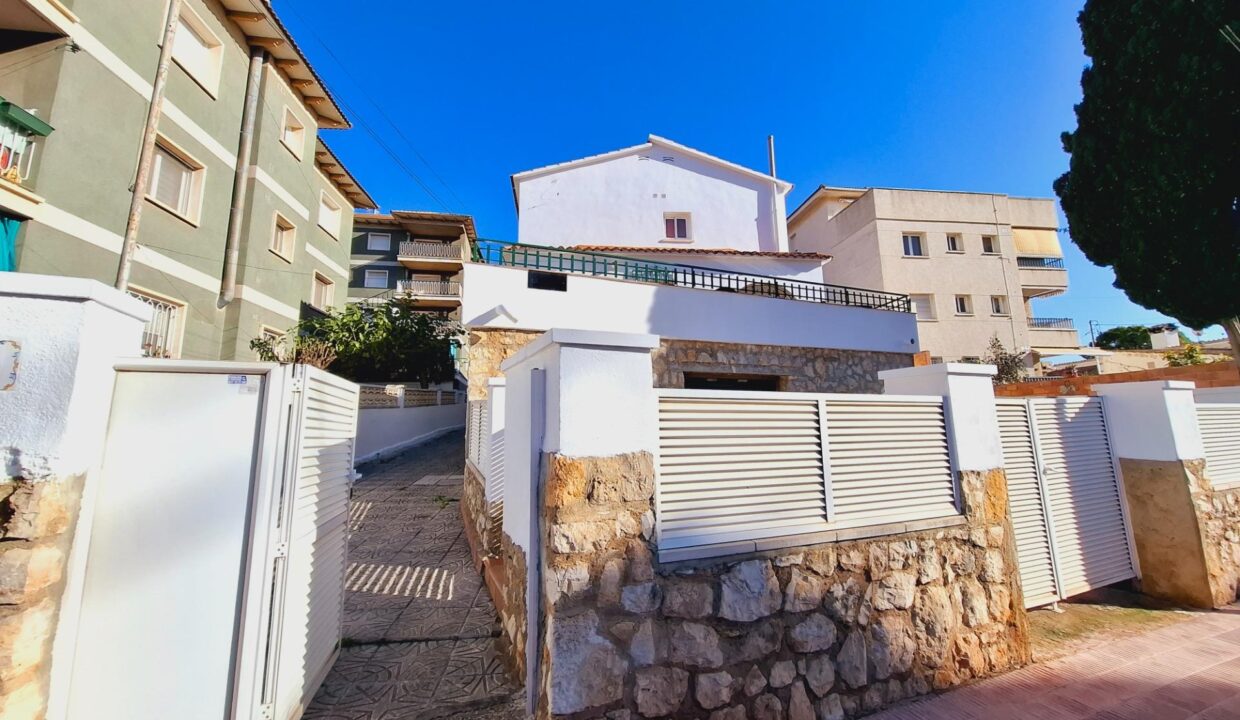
(471, 239, 912, 313)
(1029, 317, 1075, 330)
(398, 279, 461, 297)
(1017, 256, 1066, 270)
(399, 240, 464, 260)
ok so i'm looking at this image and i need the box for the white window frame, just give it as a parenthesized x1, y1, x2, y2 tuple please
(269, 213, 296, 263)
(259, 325, 285, 345)
(317, 191, 342, 239)
(311, 272, 335, 309)
(981, 235, 999, 255)
(127, 284, 186, 359)
(990, 295, 1009, 316)
(902, 233, 927, 257)
(280, 107, 306, 159)
(662, 213, 692, 243)
(945, 234, 963, 253)
(146, 136, 205, 225)
(954, 294, 973, 316)
(168, 2, 223, 97)
(363, 269, 389, 289)
(366, 232, 392, 252)
(910, 294, 936, 321)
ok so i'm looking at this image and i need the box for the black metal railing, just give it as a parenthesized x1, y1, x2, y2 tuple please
(471, 239, 912, 313)
(1017, 256, 1066, 269)
(1029, 317, 1075, 330)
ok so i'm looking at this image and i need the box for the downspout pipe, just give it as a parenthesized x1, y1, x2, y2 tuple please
(115, 0, 182, 290)
(218, 45, 267, 308)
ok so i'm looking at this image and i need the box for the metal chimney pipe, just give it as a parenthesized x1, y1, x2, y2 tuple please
(767, 135, 777, 177)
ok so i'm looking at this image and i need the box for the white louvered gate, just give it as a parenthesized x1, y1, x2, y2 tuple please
(1196, 403, 1240, 489)
(267, 365, 360, 720)
(997, 397, 1136, 608)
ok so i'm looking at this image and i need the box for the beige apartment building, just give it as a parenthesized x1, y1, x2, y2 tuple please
(788, 186, 1084, 365)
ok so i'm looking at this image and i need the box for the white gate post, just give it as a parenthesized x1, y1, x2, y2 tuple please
(1093, 380, 1229, 607)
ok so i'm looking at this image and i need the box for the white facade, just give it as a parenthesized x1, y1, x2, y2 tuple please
(514, 135, 792, 253)
(789, 186, 1075, 364)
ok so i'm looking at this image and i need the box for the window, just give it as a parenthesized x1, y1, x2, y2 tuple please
(981, 235, 999, 254)
(127, 287, 184, 358)
(902, 234, 926, 257)
(910, 294, 936, 321)
(147, 139, 204, 223)
(663, 213, 690, 241)
(946, 234, 963, 252)
(269, 214, 295, 262)
(169, 4, 222, 95)
(260, 326, 284, 344)
(990, 295, 1009, 316)
(311, 272, 334, 309)
(366, 232, 392, 251)
(364, 269, 389, 288)
(280, 108, 305, 158)
(528, 270, 567, 291)
(318, 192, 342, 238)
(954, 295, 973, 315)
(961, 356, 981, 364)
(683, 373, 782, 391)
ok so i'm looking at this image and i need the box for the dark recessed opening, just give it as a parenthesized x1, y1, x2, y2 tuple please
(683, 373, 783, 392)
(528, 271, 567, 291)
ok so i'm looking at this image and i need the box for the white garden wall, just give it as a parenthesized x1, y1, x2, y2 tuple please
(355, 403, 466, 465)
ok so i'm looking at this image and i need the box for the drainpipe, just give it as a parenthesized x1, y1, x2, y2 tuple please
(767, 135, 785, 252)
(115, 0, 182, 291)
(218, 46, 267, 308)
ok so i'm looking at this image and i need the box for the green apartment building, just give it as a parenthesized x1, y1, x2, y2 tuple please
(0, 0, 375, 360)
(348, 210, 474, 316)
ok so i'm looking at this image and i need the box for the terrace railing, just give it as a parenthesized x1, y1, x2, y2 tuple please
(1017, 256, 1066, 270)
(471, 239, 911, 313)
(399, 240, 464, 260)
(397, 279, 461, 297)
(1029, 317, 1075, 330)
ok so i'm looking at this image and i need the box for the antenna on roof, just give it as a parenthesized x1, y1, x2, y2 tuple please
(767, 135, 777, 177)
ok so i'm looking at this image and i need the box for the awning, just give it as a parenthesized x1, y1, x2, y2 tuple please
(1032, 347, 1113, 358)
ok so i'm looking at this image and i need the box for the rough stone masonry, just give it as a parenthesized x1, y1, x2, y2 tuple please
(532, 452, 1029, 720)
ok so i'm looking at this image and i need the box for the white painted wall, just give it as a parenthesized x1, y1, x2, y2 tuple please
(462, 263, 919, 355)
(1095, 381, 1206, 462)
(516, 144, 788, 252)
(354, 403, 466, 465)
(611, 251, 828, 284)
(0, 274, 149, 479)
(1195, 387, 1240, 404)
(879, 363, 1004, 472)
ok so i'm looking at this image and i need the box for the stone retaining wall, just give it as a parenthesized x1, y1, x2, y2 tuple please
(499, 531, 529, 681)
(535, 454, 1029, 719)
(0, 474, 85, 720)
(462, 461, 491, 570)
(653, 340, 913, 393)
(1192, 464, 1240, 606)
(466, 329, 543, 401)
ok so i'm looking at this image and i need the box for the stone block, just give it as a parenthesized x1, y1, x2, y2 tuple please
(709, 706, 748, 720)
(803, 654, 834, 697)
(769, 659, 796, 688)
(720, 560, 782, 622)
(870, 571, 916, 611)
(752, 693, 783, 720)
(545, 562, 590, 608)
(783, 568, 829, 613)
(635, 666, 688, 717)
(787, 614, 836, 653)
(867, 614, 914, 680)
(669, 621, 724, 668)
(663, 581, 714, 619)
(0, 478, 81, 541)
(548, 610, 628, 714)
(836, 630, 867, 689)
(732, 618, 782, 662)
(696, 670, 735, 709)
(621, 582, 662, 614)
(788, 679, 814, 720)
(817, 695, 844, 720)
(912, 584, 955, 668)
(822, 578, 862, 623)
(959, 578, 990, 627)
(743, 664, 767, 696)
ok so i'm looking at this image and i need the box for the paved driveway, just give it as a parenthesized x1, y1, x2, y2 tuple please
(303, 431, 518, 719)
(871, 605, 1240, 720)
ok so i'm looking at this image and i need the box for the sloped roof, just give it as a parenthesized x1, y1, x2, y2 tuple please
(511, 134, 792, 207)
(354, 210, 477, 240)
(315, 139, 376, 209)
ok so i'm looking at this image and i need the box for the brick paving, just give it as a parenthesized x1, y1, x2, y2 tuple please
(303, 431, 520, 719)
(870, 605, 1240, 720)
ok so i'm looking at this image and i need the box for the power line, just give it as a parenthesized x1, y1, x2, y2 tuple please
(280, 3, 464, 213)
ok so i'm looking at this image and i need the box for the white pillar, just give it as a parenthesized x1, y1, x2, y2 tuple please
(1094, 380, 1205, 462)
(878, 363, 1004, 472)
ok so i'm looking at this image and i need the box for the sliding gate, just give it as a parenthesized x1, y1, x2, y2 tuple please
(996, 397, 1137, 608)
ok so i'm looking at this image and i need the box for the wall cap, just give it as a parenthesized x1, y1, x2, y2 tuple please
(0, 272, 152, 323)
(1095, 379, 1198, 393)
(488, 377, 507, 387)
(501, 328, 660, 371)
(879, 362, 997, 380)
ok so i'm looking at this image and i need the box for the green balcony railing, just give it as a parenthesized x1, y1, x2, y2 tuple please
(471, 239, 912, 313)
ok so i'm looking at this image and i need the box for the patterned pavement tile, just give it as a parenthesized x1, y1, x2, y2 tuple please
(305, 431, 517, 720)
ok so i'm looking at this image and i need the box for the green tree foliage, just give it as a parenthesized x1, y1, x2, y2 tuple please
(983, 336, 1027, 385)
(251, 298, 459, 384)
(1054, 0, 1240, 367)
(1165, 344, 1209, 367)
(1095, 325, 1153, 350)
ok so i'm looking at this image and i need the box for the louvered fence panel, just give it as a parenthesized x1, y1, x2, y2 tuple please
(1197, 403, 1240, 489)
(996, 399, 1061, 608)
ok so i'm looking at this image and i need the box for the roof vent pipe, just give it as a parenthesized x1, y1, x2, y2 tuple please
(218, 45, 267, 308)
(767, 135, 777, 177)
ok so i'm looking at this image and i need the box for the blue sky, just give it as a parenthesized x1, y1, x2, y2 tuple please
(276, 0, 1221, 344)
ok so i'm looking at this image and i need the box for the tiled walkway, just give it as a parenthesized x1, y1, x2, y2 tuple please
(304, 431, 519, 719)
(872, 605, 1240, 720)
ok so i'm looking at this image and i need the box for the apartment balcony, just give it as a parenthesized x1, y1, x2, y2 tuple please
(397, 279, 461, 308)
(1018, 255, 1068, 299)
(397, 240, 466, 271)
(1028, 317, 1080, 350)
(0, 98, 53, 210)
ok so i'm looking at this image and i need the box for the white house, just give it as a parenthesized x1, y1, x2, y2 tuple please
(511, 135, 828, 283)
